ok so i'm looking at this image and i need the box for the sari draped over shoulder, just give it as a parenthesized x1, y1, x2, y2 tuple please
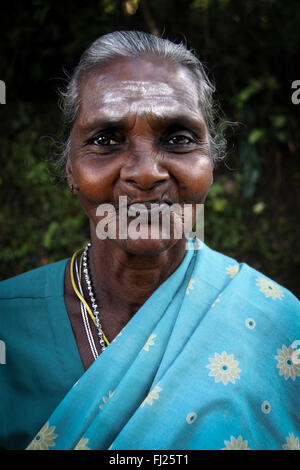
(26, 240, 300, 450)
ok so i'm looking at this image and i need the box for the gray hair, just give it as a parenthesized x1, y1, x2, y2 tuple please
(57, 30, 226, 172)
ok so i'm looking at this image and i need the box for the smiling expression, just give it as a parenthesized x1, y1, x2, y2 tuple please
(67, 55, 213, 254)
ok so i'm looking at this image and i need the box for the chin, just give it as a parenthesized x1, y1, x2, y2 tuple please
(113, 236, 180, 257)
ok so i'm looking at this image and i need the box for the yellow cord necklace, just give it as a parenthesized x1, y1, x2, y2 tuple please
(70, 245, 110, 349)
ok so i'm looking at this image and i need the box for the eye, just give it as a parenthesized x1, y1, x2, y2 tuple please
(91, 135, 119, 146)
(166, 135, 194, 145)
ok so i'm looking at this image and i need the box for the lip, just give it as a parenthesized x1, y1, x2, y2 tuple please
(116, 198, 173, 211)
(129, 200, 170, 208)
(128, 201, 170, 216)
(127, 199, 172, 207)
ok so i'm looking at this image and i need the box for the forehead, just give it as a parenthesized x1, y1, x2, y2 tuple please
(76, 56, 203, 126)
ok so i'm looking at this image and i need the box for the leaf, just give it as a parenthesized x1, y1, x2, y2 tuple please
(248, 129, 266, 145)
(252, 202, 265, 214)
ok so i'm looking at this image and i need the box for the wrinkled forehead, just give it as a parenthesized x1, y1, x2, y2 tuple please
(77, 73, 203, 124)
(102, 80, 176, 99)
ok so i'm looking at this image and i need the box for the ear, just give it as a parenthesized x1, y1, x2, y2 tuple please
(66, 157, 73, 188)
(66, 157, 78, 194)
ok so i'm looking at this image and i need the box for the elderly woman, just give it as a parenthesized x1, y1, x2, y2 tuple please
(0, 31, 299, 451)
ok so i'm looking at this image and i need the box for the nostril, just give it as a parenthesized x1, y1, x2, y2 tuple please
(121, 163, 170, 190)
(125, 179, 167, 191)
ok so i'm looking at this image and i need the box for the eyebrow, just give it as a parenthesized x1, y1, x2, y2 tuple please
(80, 118, 128, 136)
(155, 114, 207, 135)
(79, 113, 207, 138)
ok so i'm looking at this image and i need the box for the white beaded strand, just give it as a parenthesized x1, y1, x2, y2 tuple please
(82, 242, 106, 352)
(75, 253, 99, 360)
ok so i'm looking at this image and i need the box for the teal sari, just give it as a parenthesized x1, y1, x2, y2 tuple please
(25, 240, 300, 450)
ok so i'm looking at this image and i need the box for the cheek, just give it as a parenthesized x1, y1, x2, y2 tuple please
(175, 157, 213, 202)
(73, 158, 120, 203)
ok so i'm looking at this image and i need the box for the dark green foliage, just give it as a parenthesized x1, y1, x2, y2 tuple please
(0, 0, 299, 297)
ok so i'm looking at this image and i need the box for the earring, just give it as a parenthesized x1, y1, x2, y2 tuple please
(69, 184, 73, 193)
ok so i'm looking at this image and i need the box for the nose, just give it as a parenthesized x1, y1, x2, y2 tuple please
(120, 142, 170, 190)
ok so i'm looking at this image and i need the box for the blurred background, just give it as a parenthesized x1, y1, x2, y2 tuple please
(0, 0, 299, 297)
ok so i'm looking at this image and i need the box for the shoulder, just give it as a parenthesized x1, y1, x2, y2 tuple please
(196, 243, 299, 373)
(197, 241, 299, 312)
(0, 259, 69, 301)
(238, 262, 299, 312)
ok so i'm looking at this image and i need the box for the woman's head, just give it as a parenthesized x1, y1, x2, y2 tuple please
(58, 30, 226, 168)
(61, 31, 225, 255)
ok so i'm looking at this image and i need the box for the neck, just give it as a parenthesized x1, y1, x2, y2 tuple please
(88, 236, 186, 317)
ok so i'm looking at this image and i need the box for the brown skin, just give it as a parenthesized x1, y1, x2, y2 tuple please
(64, 56, 213, 369)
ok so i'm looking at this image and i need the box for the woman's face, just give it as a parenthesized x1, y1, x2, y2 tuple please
(67, 55, 213, 255)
